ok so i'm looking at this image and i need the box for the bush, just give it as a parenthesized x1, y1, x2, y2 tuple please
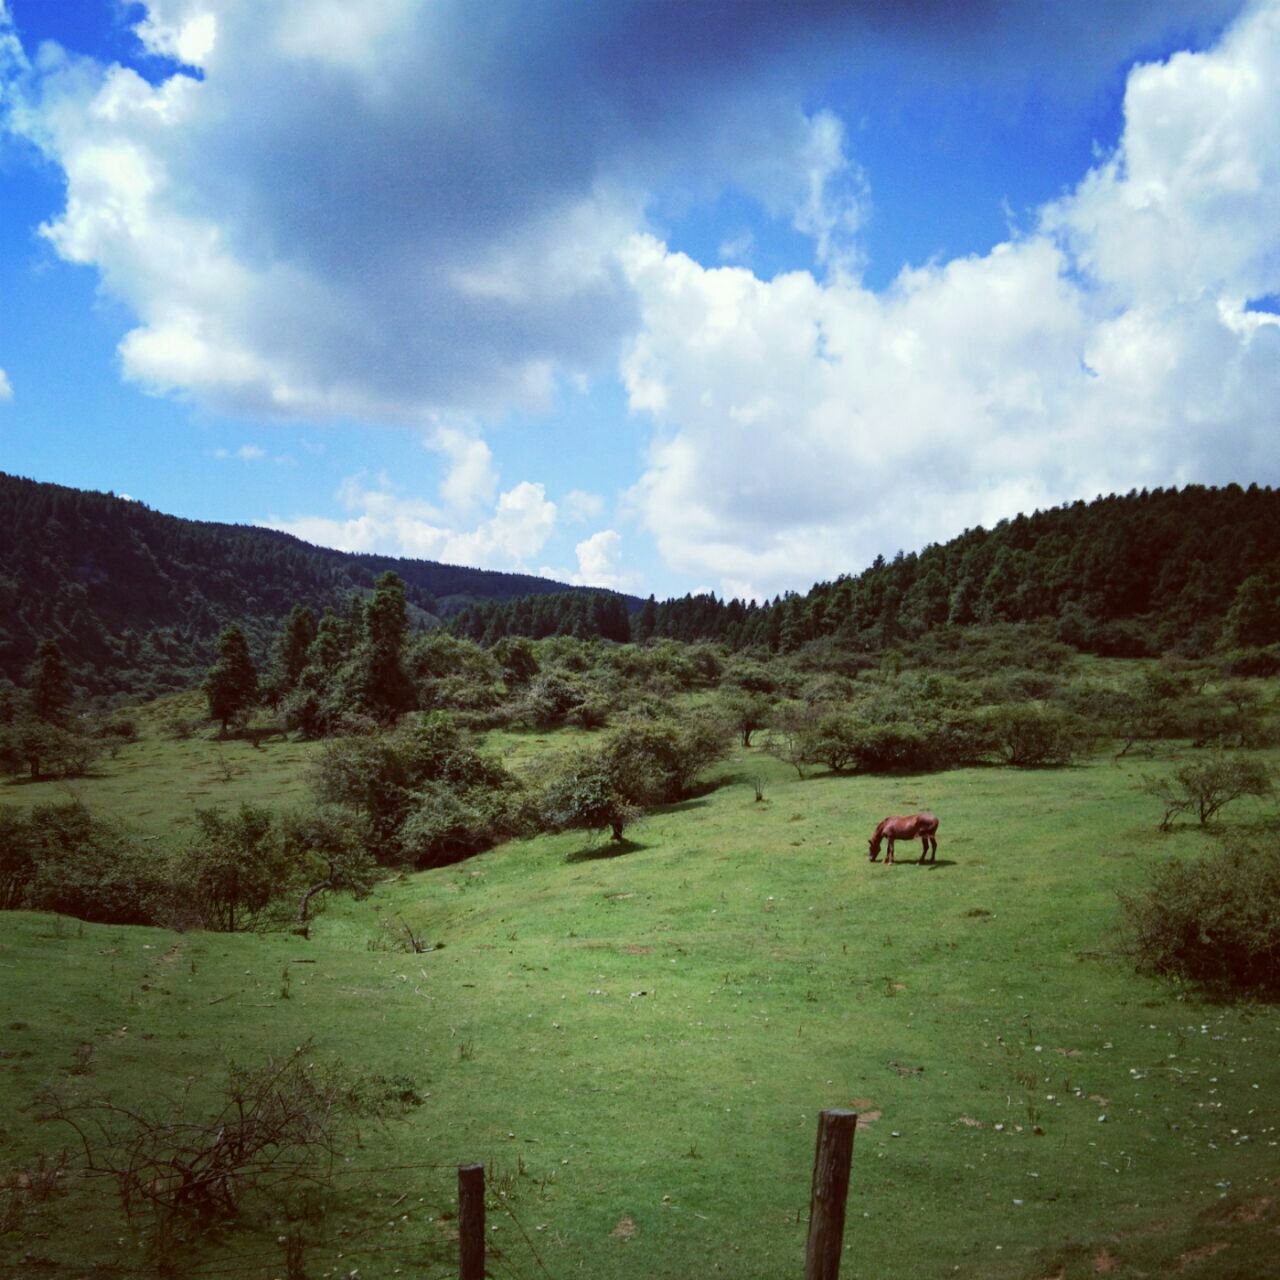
(1119, 840, 1280, 996)
(1216, 645, 1280, 678)
(0, 807, 40, 910)
(172, 804, 295, 932)
(311, 713, 516, 865)
(802, 711, 862, 772)
(21, 803, 166, 925)
(398, 780, 516, 868)
(600, 713, 730, 804)
(512, 672, 586, 728)
(0, 718, 101, 780)
(278, 804, 377, 922)
(1142, 754, 1273, 829)
(539, 760, 641, 844)
(43, 1043, 398, 1230)
(981, 705, 1089, 766)
(843, 721, 936, 772)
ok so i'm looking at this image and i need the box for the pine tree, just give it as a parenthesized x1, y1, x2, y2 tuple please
(356, 572, 415, 722)
(277, 604, 318, 692)
(29, 638, 73, 724)
(204, 624, 259, 732)
(634, 595, 658, 645)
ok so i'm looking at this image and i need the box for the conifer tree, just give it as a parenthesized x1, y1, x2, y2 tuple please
(28, 638, 73, 724)
(204, 624, 259, 732)
(356, 572, 415, 722)
(277, 604, 318, 692)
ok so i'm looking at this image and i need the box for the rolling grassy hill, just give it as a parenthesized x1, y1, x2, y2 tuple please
(2, 710, 1277, 1279)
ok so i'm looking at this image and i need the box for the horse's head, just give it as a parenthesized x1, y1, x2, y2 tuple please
(868, 836, 880, 861)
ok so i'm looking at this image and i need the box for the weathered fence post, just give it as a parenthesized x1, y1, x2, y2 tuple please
(804, 1108, 857, 1280)
(458, 1162, 485, 1280)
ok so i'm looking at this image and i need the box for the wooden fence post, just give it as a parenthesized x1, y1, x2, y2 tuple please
(458, 1163, 485, 1280)
(804, 1108, 857, 1280)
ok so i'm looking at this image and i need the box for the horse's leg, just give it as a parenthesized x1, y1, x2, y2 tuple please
(885, 836, 895, 865)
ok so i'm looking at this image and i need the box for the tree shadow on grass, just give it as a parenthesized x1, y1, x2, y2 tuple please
(565, 837, 647, 864)
(652, 796, 712, 816)
(2, 771, 106, 787)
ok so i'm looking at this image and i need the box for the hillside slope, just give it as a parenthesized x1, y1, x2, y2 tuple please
(0, 472, 637, 697)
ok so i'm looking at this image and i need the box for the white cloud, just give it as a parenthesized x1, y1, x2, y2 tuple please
(620, 2, 1280, 598)
(540, 528, 641, 592)
(562, 489, 605, 523)
(212, 442, 266, 460)
(9, 2, 1223, 428)
(0, 367, 11, 401)
(427, 424, 497, 515)
(266, 474, 557, 573)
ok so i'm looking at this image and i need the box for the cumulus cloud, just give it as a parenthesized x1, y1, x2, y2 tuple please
(544, 528, 642, 592)
(266, 474, 558, 573)
(621, 0, 1280, 597)
(562, 489, 606, 523)
(428, 424, 498, 515)
(2, 0, 1244, 426)
(0, 367, 11, 401)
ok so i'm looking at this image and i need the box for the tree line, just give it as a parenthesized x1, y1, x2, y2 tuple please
(0, 471, 627, 701)
(450, 484, 1280, 658)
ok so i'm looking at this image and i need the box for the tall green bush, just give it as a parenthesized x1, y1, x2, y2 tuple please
(1119, 840, 1280, 996)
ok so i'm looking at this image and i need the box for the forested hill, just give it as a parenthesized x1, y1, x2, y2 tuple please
(0, 472, 635, 699)
(454, 485, 1280, 657)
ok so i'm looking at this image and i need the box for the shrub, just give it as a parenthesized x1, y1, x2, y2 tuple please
(981, 705, 1089, 766)
(844, 721, 936, 772)
(512, 672, 586, 728)
(398, 780, 516, 868)
(22, 803, 167, 925)
(43, 1043, 397, 1230)
(311, 714, 516, 865)
(1119, 840, 1280, 996)
(539, 761, 641, 844)
(716, 688, 774, 747)
(1216, 645, 1280, 678)
(600, 713, 730, 804)
(0, 718, 101, 780)
(278, 804, 377, 922)
(0, 807, 39, 910)
(1142, 754, 1273, 829)
(172, 804, 295, 932)
(802, 711, 862, 772)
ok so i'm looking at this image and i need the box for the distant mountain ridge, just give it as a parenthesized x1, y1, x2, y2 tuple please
(455, 483, 1280, 657)
(3, 472, 1278, 703)
(0, 471, 638, 699)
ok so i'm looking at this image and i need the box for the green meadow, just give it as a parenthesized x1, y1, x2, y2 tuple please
(2, 714, 1278, 1279)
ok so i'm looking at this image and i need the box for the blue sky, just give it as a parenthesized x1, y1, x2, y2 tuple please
(2, 0, 1277, 602)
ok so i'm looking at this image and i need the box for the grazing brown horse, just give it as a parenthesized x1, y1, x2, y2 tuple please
(868, 813, 939, 865)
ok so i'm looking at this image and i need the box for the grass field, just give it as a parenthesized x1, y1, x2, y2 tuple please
(1, 714, 1278, 1279)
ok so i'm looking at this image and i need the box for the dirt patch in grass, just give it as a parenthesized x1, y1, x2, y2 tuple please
(1223, 1196, 1274, 1225)
(1177, 1242, 1230, 1268)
